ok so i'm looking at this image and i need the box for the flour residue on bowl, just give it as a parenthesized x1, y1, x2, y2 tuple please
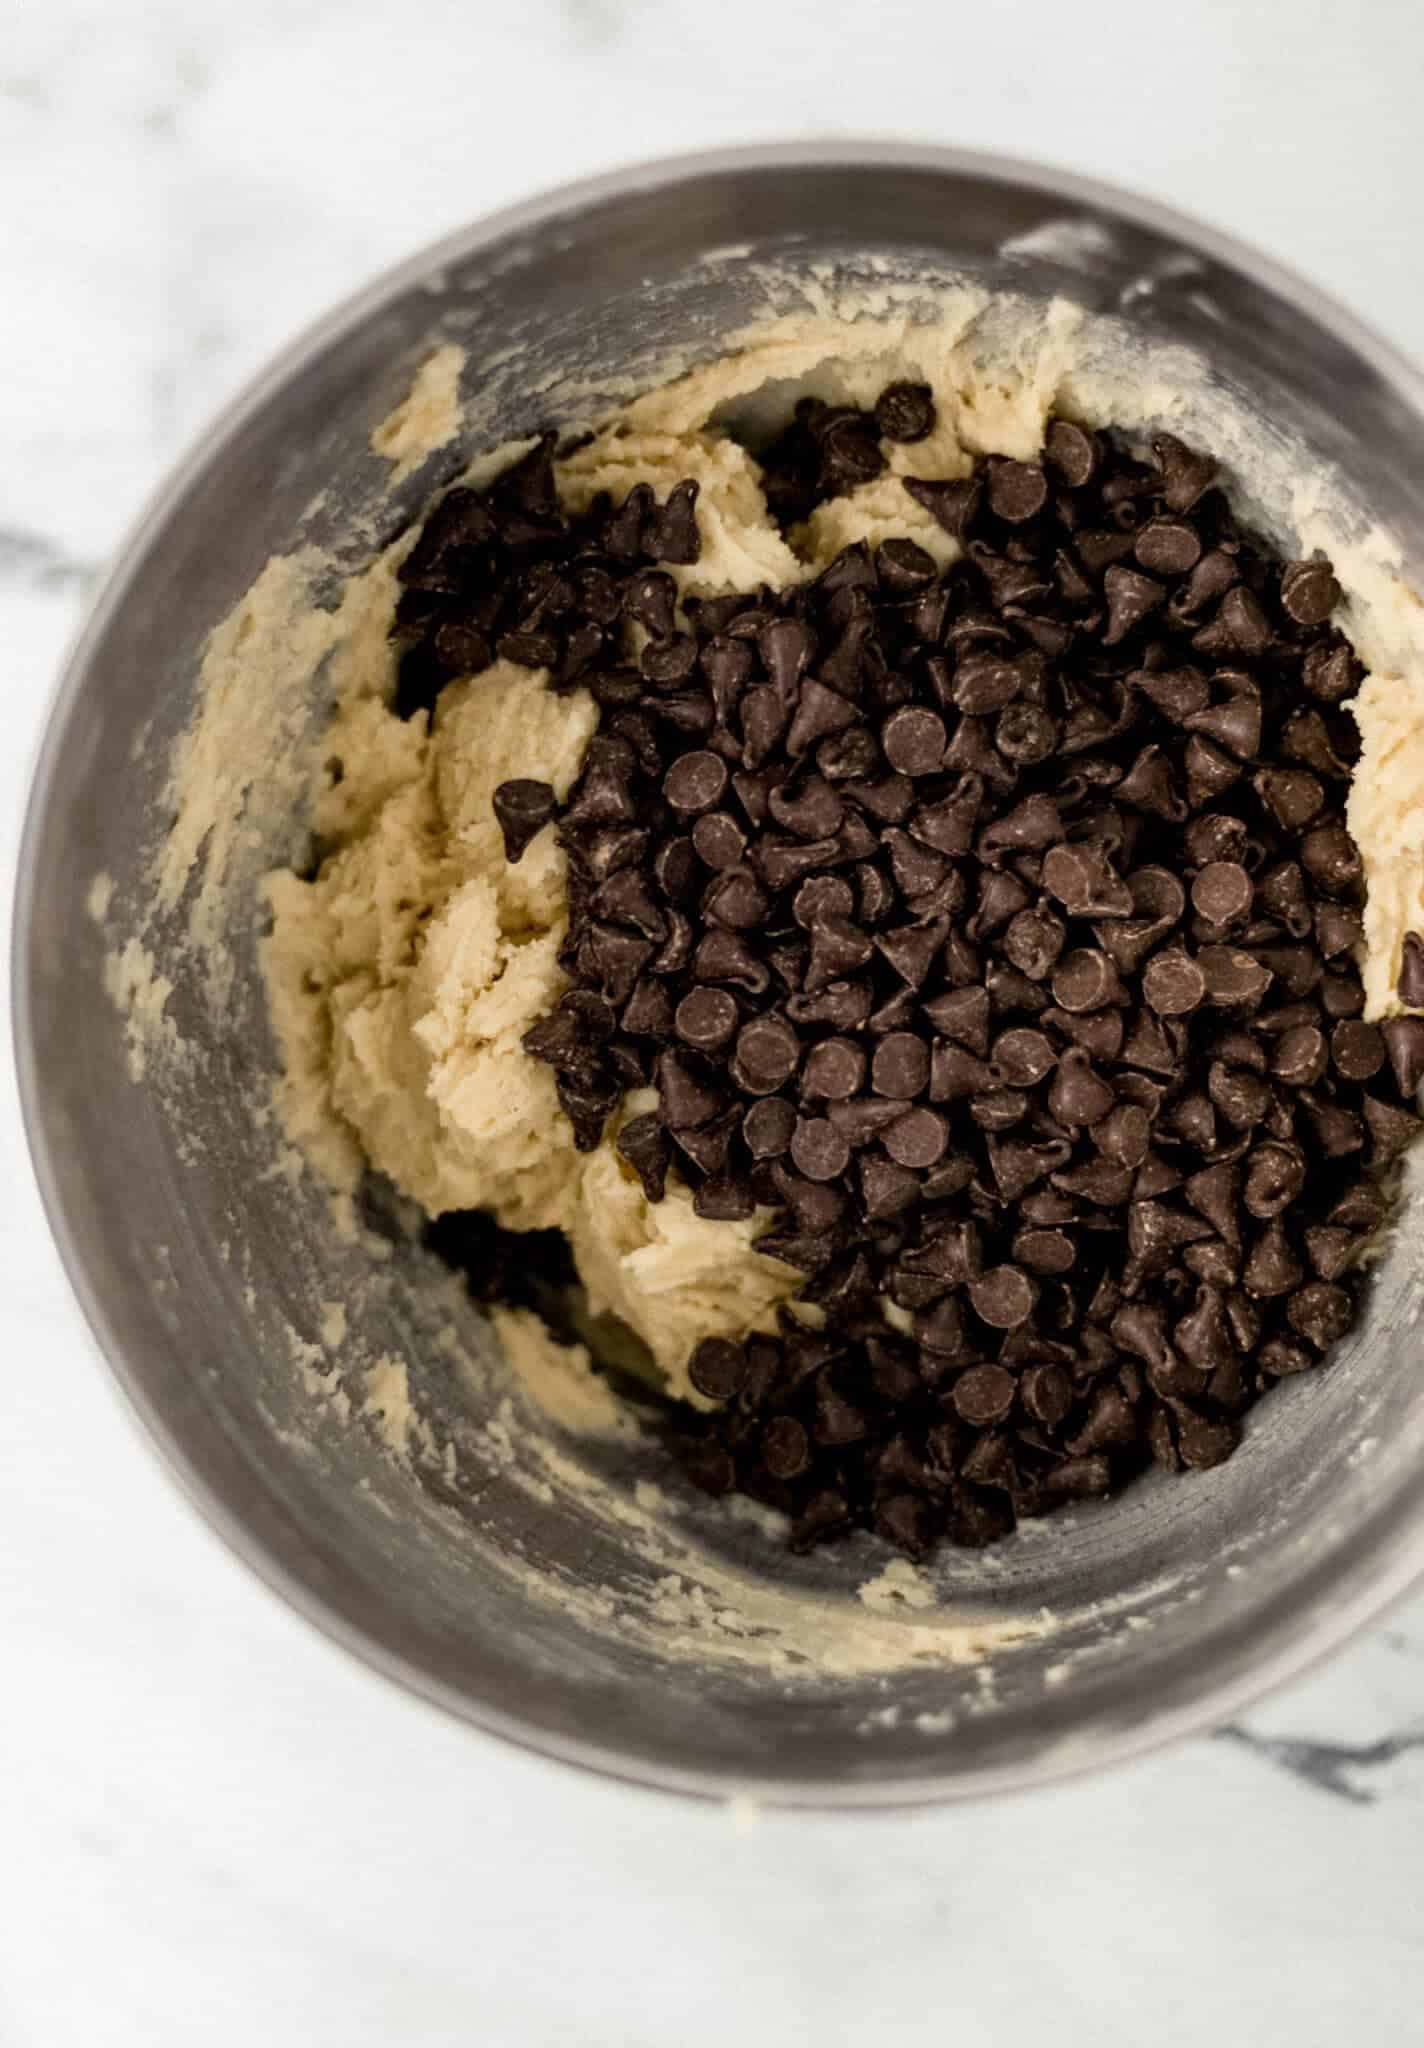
(370, 341, 465, 483)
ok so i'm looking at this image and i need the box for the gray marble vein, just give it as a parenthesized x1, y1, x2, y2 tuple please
(1217, 1721, 1424, 1804)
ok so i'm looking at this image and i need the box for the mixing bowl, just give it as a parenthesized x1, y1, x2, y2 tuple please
(16, 142, 1424, 1803)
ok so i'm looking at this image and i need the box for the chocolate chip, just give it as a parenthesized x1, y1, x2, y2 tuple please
(1154, 433, 1217, 511)
(1198, 945, 1273, 1008)
(1181, 1160, 1240, 1243)
(989, 1026, 1057, 1087)
(787, 678, 859, 757)
(1196, 586, 1274, 660)
(1135, 519, 1202, 576)
(903, 475, 982, 540)
(883, 1107, 950, 1168)
(688, 1337, 747, 1402)
(872, 1032, 931, 1099)
(1176, 1412, 1239, 1470)
(1271, 1023, 1328, 1087)
(994, 702, 1059, 765)
(1243, 1140, 1306, 1218)
(1093, 1101, 1151, 1168)
(1009, 1228, 1073, 1277)
(1051, 947, 1123, 1013)
(986, 459, 1048, 524)
(1319, 968, 1363, 1019)
(1287, 1281, 1352, 1350)
(1191, 862, 1253, 931)
(1302, 1225, 1354, 1281)
(1102, 565, 1165, 645)
(643, 478, 699, 564)
(674, 986, 739, 1052)
(1300, 1092, 1364, 1158)
(1364, 1093, 1424, 1164)
(1299, 640, 1358, 705)
(732, 1016, 801, 1095)
(1259, 1338, 1314, 1378)
(1142, 949, 1206, 1016)
(761, 1415, 811, 1480)
(790, 1116, 851, 1183)
(743, 1096, 796, 1159)
(1186, 691, 1263, 762)
(1400, 932, 1424, 1007)
(1255, 768, 1325, 833)
(881, 705, 947, 776)
(1280, 559, 1341, 626)
(691, 811, 747, 870)
(1244, 1218, 1304, 1296)
(1047, 1047, 1115, 1126)
(1382, 1015, 1424, 1095)
(616, 1112, 670, 1202)
(1300, 823, 1363, 897)
(859, 1152, 921, 1218)
(769, 777, 844, 839)
(874, 382, 935, 442)
(1042, 842, 1134, 918)
(492, 778, 557, 862)
(1044, 419, 1097, 487)
(952, 1363, 1017, 1425)
(969, 1266, 1038, 1329)
(664, 750, 728, 814)
(801, 1037, 866, 1101)
(1281, 709, 1351, 781)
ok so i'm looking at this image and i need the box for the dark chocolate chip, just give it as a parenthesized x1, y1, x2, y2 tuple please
(801, 1038, 867, 1101)
(492, 778, 557, 862)
(761, 1415, 811, 1480)
(969, 1266, 1038, 1329)
(953, 1363, 1018, 1425)
(1153, 433, 1217, 511)
(883, 1107, 950, 1169)
(616, 1112, 670, 1202)
(732, 1016, 801, 1095)
(1042, 842, 1133, 918)
(1382, 1015, 1424, 1096)
(1102, 565, 1165, 645)
(874, 381, 936, 442)
(1400, 932, 1424, 1008)
(1142, 948, 1207, 1016)
(986, 459, 1049, 524)
(691, 811, 747, 870)
(674, 986, 739, 1052)
(1280, 559, 1341, 627)
(1287, 1281, 1353, 1350)
(881, 705, 947, 776)
(1134, 518, 1202, 576)
(689, 1337, 747, 1402)
(1243, 1218, 1304, 1296)
(790, 1116, 851, 1183)
(1300, 823, 1364, 898)
(743, 1096, 796, 1160)
(872, 1032, 932, 1100)
(657, 1049, 723, 1129)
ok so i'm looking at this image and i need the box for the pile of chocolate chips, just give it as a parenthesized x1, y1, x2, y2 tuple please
(394, 386, 1424, 1558)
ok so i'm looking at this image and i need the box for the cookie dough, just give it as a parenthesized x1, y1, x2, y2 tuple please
(261, 309, 1424, 1409)
(262, 651, 801, 1403)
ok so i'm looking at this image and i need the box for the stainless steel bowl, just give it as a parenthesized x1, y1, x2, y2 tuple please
(16, 143, 1424, 1804)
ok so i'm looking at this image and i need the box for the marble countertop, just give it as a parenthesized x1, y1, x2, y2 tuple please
(5, 2, 1424, 2041)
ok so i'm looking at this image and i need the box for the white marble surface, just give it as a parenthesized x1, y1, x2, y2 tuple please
(6, 2, 1424, 2041)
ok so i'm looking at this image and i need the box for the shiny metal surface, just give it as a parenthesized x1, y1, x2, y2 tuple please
(15, 143, 1424, 1803)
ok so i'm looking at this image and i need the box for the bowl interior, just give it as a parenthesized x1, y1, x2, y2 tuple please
(19, 149, 1424, 1800)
